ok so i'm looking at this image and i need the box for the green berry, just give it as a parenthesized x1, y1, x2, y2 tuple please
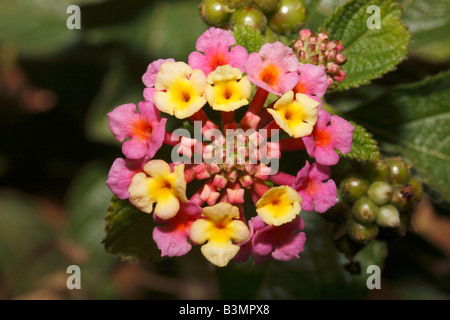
(390, 184, 410, 211)
(387, 157, 409, 185)
(376, 204, 400, 228)
(229, 5, 267, 31)
(253, 0, 281, 13)
(362, 160, 390, 182)
(352, 196, 378, 224)
(339, 174, 369, 203)
(346, 216, 378, 245)
(268, 0, 307, 36)
(406, 176, 423, 205)
(321, 191, 349, 223)
(264, 27, 278, 43)
(226, 0, 252, 9)
(367, 181, 393, 205)
(199, 0, 232, 27)
(334, 234, 364, 256)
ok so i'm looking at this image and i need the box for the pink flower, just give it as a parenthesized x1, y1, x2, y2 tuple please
(245, 42, 299, 95)
(142, 58, 175, 103)
(235, 216, 306, 265)
(106, 157, 146, 200)
(291, 161, 337, 213)
(293, 64, 328, 98)
(302, 110, 354, 166)
(153, 201, 203, 257)
(107, 101, 167, 159)
(188, 27, 248, 76)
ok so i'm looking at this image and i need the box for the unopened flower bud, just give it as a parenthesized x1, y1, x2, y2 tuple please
(406, 176, 423, 205)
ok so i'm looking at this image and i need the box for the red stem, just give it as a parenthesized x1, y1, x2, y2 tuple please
(268, 171, 296, 186)
(247, 87, 269, 115)
(279, 137, 306, 151)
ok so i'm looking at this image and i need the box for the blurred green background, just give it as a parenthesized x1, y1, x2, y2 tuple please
(0, 0, 449, 300)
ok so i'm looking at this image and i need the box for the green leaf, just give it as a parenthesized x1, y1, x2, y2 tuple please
(322, 0, 410, 91)
(341, 121, 380, 161)
(85, 52, 142, 145)
(303, 0, 348, 31)
(232, 25, 266, 54)
(400, 0, 450, 48)
(348, 71, 450, 204)
(0, 0, 79, 57)
(64, 161, 119, 298)
(103, 196, 160, 262)
(400, 0, 450, 63)
(86, 0, 207, 60)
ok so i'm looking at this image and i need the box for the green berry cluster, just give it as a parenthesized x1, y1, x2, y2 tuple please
(199, 0, 307, 36)
(323, 157, 423, 264)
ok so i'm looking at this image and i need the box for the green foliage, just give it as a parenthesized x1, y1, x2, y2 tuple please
(341, 122, 380, 161)
(232, 25, 266, 53)
(0, 0, 79, 57)
(401, 0, 450, 63)
(348, 71, 450, 205)
(86, 0, 207, 61)
(85, 53, 142, 145)
(103, 196, 160, 262)
(322, 0, 410, 91)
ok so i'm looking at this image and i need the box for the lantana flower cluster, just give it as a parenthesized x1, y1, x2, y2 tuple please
(106, 27, 355, 267)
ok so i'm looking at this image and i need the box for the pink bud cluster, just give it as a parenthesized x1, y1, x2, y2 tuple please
(293, 29, 347, 89)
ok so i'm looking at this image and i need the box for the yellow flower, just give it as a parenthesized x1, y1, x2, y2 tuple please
(205, 65, 251, 112)
(267, 91, 319, 138)
(256, 186, 302, 226)
(154, 61, 207, 119)
(128, 160, 187, 220)
(190, 203, 250, 267)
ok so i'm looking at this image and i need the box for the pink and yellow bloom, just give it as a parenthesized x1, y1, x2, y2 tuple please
(190, 203, 250, 267)
(293, 64, 328, 98)
(235, 216, 306, 265)
(153, 201, 202, 257)
(105, 27, 355, 267)
(302, 110, 355, 166)
(153, 61, 207, 119)
(245, 42, 300, 96)
(188, 27, 248, 76)
(142, 58, 175, 103)
(292, 161, 337, 213)
(128, 159, 188, 220)
(267, 91, 319, 138)
(106, 157, 146, 200)
(205, 65, 252, 112)
(256, 186, 302, 226)
(107, 101, 167, 159)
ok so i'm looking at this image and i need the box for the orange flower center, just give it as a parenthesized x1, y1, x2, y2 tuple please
(260, 64, 279, 86)
(294, 81, 307, 95)
(209, 52, 228, 71)
(133, 119, 153, 140)
(314, 129, 331, 147)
